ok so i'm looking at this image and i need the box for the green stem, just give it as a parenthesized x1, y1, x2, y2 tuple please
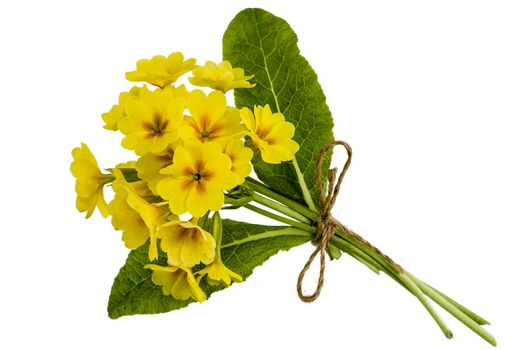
(331, 235, 414, 295)
(421, 281, 490, 326)
(211, 212, 223, 258)
(244, 177, 318, 220)
(244, 204, 315, 233)
(252, 192, 311, 224)
(326, 242, 343, 261)
(334, 228, 400, 278)
(331, 236, 381, 274)
(398, 273, 453, 339)
(292, 157, 317, 211)
(408, 273, 497, 346)
(331, 236, 382, 274)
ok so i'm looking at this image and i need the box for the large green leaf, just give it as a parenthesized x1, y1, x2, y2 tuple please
(107, 219, 311, 318)
(223, 8, 334, 206)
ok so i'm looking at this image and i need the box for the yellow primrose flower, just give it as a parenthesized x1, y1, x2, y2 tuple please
(126, 52, 196, 88)
(224, 139, 253, 185)
(118, 88, 185, 156)
(179, 90, 243, 145)
(156, 139, 238, 217)
(189, 60, 255, 92)
(240, 105, 299, 164)
(109, 174, 168, 250)
(135, 143, 178, 195)
(109, 181, 149, 249)
(197, 256, 242, 286)
(102, 85, 150, 131)
(111, 169, 166, 260)
(159, 220, 216, 268)
(70, 143, 111, 218)
(145, 264, 206, 302)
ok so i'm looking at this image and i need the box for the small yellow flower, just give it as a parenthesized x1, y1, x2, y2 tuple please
(135, 143, 178, 195)
(70, 143, 111, 218)
(145, 264, 207, 302)
(240, 105, 299, 164)
(109, 173, 167, 251)
(119, 88, 185, 156)
(189, 60, 255, 92)
(197, 256, 242, 286)
(111, 169, 166, 260)
(159, 220, 216, 268)
(179, 90, 243, 145)
(224, 139, 253, 185)
(126, 52, 196, 88)
(109, 183, 148, 249)
(102, 85, 150, 131)
(157, 139, 238, 217)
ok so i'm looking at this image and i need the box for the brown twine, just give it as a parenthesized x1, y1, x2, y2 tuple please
(296, 141, 403, 303)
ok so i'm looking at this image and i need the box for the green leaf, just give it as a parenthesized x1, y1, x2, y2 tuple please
(223, 8, 334, 206)
(107, 219, 311, 318)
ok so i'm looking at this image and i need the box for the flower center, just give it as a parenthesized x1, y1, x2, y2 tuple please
(152, 123, 164, 135)
(200, 130, 210, 138)
(145, 113, 169, 137)
(192, 173, 202, 181)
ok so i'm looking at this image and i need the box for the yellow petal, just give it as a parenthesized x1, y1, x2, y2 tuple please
(240, 107, 256, 131)
(206, 90, 227, 124)
(186, 183, 223, 217)
(157, 177, 191, 214)
(187, 90, 206, 121)
(265, 121, 296, 142)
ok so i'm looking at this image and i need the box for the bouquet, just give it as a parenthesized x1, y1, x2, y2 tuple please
(71, 8, 495, 346)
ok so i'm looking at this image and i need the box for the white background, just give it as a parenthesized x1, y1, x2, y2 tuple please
(1, 0, 523, 349)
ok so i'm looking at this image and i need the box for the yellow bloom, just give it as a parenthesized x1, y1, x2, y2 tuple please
(197, 256, 242, 286)
(156, 139, 238, 217)
(70, 143, 111, 218)
(109, 174, 167, 251)
(111, 169, 166, 260)
(135, 143, 177, 195)
(189, 60, 255, 92)
(145, 264, 206, 302)
(109, 182, 149, 249)
(240, 105, 299, 164)
(119, 88, 185, 156)
(102, 85, 150, 131)
(224, 139, 253, 185)
(126, 52, 196, 88)
(179, 90, 243, 145)
(159, 220, 216, 268)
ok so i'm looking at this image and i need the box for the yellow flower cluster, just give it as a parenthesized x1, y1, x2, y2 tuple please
(71, 52, 300, 303)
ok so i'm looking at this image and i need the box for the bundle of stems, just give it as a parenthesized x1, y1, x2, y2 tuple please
(235, 176, 496, 347)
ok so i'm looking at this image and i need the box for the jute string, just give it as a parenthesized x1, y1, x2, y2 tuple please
(296, 141, 403, 303)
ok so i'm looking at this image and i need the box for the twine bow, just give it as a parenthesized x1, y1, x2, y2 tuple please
(296, 141, 402, 303)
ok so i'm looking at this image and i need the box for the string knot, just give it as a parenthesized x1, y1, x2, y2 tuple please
(296, 141, 402, 303)
(313, 213, 337, 245)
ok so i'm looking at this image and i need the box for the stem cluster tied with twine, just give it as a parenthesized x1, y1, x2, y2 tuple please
(297, 140, 403, 302)
(294, 141, 496, 347)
